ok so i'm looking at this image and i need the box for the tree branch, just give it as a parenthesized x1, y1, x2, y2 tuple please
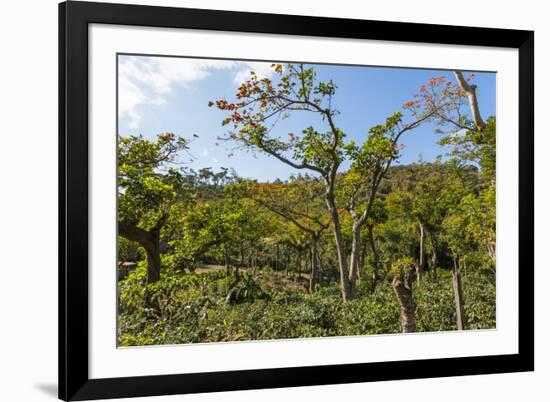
(453, 71, 485, 132)
(118, 221, 154, 248)
(257, 137, 327, 175)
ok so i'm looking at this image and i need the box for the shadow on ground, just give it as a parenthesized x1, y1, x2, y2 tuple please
(34, 383, 57, 398)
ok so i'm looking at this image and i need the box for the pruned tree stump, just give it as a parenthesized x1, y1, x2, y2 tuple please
(391, 258, 417, 333)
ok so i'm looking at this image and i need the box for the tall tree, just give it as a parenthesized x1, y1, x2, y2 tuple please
(211, 64, 446, 301)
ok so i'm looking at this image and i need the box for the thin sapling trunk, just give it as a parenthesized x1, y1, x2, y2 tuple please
(452, 255, 467, 330)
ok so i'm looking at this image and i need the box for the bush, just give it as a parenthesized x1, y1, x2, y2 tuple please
(117, 265, 496, 346)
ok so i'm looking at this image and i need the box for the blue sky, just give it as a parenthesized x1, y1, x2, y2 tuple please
(118, 55, 496, 182)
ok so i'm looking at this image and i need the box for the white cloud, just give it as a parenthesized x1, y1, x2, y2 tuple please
(118, 56, 276, 130)
(118, 63, 146, 129)
(119, 56, 234, 129)
(233, 61, 276, 85)
(450, 128, 468, 138)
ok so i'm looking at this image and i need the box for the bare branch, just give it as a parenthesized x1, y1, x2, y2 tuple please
(453, 71, 485, 131)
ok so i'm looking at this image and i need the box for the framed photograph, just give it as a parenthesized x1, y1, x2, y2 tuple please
(59, 1, 534, 400)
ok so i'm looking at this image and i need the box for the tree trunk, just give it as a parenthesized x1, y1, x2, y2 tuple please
(318, 250, 324, 281)
(285, 246, 292, 272)
(275, 243, 280, 271)
(118, 221, 161, 284)
(252, 247, 258, 274)
(348, 221, 361, 297)
(453, 71, 485, 132)
(286, 248, 290, 273)
(356, 257, 361, 285)
(358, 241, 368, 285)
(309, 236, 319, 292)
(224, 247, 230, 276)
(392, 264, 416, 333)
(144, 239, 161, 284)
(429, 230, 438, 279)
(367, 225, 381, 290)
(452, 256, 467, 330)
(417, 222, 424, 283)
(326, 198, 352, 302)
(239, 239, 245, 268)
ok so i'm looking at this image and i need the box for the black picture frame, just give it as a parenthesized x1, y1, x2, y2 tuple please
(59, 1, 534, 400)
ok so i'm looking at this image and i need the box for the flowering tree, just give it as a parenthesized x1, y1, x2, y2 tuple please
(211, 64, 447, 301)
(404, 72, 495, 181)
(238, 174, 330, 291)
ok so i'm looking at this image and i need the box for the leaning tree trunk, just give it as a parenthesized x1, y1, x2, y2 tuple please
(452, 256, 467, 330)
(118, 221, 161, 284)
(326, 196, 352, 302)
(392, 263, 417, 333)
(332, 220, 352, 301)
(453, 71, 485, 132)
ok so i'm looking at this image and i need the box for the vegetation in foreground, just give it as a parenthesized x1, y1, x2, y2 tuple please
(118, 264, 495, 346)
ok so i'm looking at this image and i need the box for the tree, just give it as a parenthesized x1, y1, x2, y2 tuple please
(166, 200, 236, 271)
(441, 212, 469, 330)
(453, 71, 485, 132)
(117, 133, 188, 283)
(211, 64, 446, 301)
(241, 175, 330, 291)
(384, 156, 483, 298)
(358, 198, 387, 289)
(163, 168, 271, 278)
(408, 71, 495, 326)
(340, 115, 405, 295)
(458, 189, 496, 268)
(405, 71, 495, 184)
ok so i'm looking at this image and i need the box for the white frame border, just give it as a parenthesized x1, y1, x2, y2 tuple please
(89, 23, 519, 379)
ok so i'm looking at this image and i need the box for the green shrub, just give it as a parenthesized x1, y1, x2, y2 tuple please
(117, 265, 495, 346)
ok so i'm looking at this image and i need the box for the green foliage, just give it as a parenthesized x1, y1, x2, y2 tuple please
(118, 267, 495, 346)
(439, 116, 496, 182)
(117, 67, 497, 345)
(390, 257, 416, 279)
(118, 133, 189, 228)
(226, 272, 269, 304)
(118, 236, 141, 262)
